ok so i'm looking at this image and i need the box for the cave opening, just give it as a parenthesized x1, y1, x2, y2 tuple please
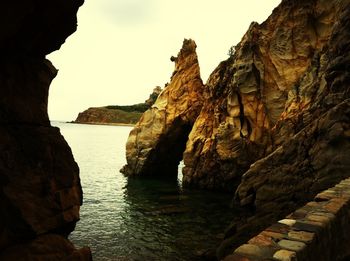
(143, 119, 193, 182)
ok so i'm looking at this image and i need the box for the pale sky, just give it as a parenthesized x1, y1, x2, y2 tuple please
(48, 0, 281, 121)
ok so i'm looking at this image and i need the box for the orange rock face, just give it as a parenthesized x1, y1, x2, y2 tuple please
(183, 0, 347, 190)
(124, 1, 350, 197)
(123, 2, 350, 256)
(217, 0, 350, 258)
(122, 39, 205, 178)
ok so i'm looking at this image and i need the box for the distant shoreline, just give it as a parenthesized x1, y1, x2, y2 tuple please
(68, 121, 135, 127)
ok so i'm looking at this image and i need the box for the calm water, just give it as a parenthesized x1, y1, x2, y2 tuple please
(53, 122, 235, 260)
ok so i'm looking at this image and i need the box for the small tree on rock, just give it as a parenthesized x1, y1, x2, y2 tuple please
(228, 45, 236, 57)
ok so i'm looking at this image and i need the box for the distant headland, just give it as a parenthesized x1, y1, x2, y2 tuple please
(72, 86, 162, 125)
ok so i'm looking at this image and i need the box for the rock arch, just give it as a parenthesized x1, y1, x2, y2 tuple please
(121, 39, 204, 179)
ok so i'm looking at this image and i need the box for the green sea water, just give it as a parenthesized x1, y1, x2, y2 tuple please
(53, 122, 236, 261)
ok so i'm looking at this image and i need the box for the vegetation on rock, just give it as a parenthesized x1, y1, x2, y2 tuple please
(74, 86, 162, 125)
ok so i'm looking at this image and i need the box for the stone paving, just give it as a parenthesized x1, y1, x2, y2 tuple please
(224, 177, 350, 261)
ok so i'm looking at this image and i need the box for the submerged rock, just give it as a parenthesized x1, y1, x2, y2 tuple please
(121, 39, 205, 178)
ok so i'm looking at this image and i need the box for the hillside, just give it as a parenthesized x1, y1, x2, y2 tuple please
(74, 86, 162, 125)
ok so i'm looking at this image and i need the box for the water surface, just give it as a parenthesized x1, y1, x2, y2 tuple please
(54, 122, 235, 260)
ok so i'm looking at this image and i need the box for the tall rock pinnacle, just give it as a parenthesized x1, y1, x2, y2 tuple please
(121, 39, 205, 178)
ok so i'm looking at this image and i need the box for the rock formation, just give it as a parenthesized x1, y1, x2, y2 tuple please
(74, 86, 162, 125)
(145, 86, 162, 107)
(74, 107, 143, 125)
(0, 0, 91, 260)
(219, 1, 350, 257)
(122, 0, 350, 258)
(183, 0, 348, 190)
(121, 39, 205, 178)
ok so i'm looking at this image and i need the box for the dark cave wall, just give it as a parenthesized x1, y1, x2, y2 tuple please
(0, 0, 91, 259)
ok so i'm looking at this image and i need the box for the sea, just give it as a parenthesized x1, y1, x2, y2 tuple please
(52, 122, 236, 261)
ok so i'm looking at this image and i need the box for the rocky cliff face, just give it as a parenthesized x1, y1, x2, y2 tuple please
(124, 0, 349, 190)
(122, 0, 350, 258)
(219, 1, 350, 257)
(0, 0, 91, 259)
(183, 0, 346, 191)
(74, 87, 162, 125)
(74, 107, 143, 125)
(122, 39, 205, 178)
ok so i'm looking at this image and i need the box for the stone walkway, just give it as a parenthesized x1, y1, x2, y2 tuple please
(224, 178, 350, 261)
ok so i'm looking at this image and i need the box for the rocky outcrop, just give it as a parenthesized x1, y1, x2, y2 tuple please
(121, 0, 350, 258)
(218, 1, 350, 257)
(122, 39, 205, 177)
(0, 0, 91, 259)
(145, 86, 162, 107)
(74, 86, 162, 125)
(183, 0, 347, 191)
(123, 0, 349, 190)
(74, 107, 142, 125)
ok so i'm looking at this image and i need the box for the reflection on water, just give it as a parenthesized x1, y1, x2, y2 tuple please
(53, 122, 235, 260)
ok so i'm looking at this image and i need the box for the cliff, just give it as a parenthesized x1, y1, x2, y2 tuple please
(74, 86, 162, 125)
(183, 0, 347, 190)
(220, 0, 350, 257)
(0, 0, 91, 260)
(74, 107, 143, 125)
(121, 39, 205, 177)
(123, 0, 350, 258)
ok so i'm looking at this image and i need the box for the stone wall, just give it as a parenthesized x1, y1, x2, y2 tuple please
(224, 177, 350, 261)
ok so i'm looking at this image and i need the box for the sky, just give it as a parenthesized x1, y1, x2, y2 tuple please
(48, 0, 281, 121)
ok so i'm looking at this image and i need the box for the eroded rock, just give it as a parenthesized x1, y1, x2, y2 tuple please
(183, 0, 346, 191)
(0, 0, 91, 259)
(218, 0, 350, 258)
(121, 0, 350, 258)
(121, 39, 205, 178)
(123, 0, 350, 197)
